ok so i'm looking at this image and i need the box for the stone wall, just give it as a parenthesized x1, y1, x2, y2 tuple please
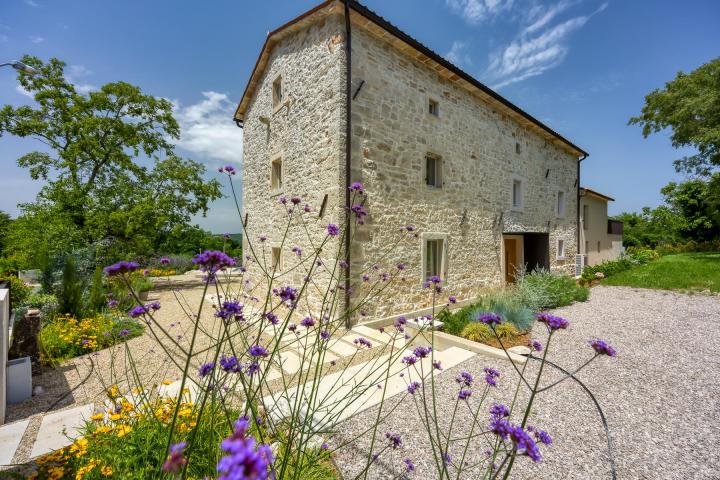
(242, 13, 347, 318)
(347, 24, 580, 319)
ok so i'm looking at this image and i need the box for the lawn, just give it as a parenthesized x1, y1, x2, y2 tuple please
(602, 252, 720, 292)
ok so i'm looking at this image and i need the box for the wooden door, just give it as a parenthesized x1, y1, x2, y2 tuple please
(504, 238, 517, 283)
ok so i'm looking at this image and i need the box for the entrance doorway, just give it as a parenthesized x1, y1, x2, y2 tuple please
(503, 235, 523, 283)
(503, 233, 550, 284)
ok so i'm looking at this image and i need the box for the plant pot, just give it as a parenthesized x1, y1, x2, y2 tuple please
(139, 291, 149, 301)
(6, 356, 32, 404)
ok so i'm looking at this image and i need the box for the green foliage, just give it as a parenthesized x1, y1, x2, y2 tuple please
(86, 267, 106, 315)
(0, 55, 223, 267)
(41, 313, 144, 362)
(602, 252, 720, 292)
(479, 294, 536, 332)
(461, 322, 493, 342)
(13, 292, 58, 320)
(0, 274, 31, 305)
(581, 248, 659, 283)
(516, 269, 589, 310)
(654, 239, 720, 255)
(629, 57, 720, 176)
(58, 257, 84, 317)
(0, 210, 11, 255)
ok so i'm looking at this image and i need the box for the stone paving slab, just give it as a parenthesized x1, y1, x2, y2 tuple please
(0, 419, 30, 466)
(30, 404, 94, 458)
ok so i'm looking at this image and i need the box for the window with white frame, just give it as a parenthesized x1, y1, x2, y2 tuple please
(557, 239, 565, 259)
(512, 178, 523, 209)
(271, 247, 283, 272)
(271, 156, 283, 192)
(428, 98, 439, 117)
(272, 75, 283, 109)
(556, 190, 566, 217)
(425, 153, 442, 188)
(423, 237, 446, 281)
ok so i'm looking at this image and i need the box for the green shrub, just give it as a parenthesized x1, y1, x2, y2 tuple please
(480, 293, 536, 332)
(14, 292, 58, 320)
(581, 248, 660, 283)
(437, 304, 477, 336)
(0, 274, 31, 306)
(461, 322, 493, 342)
(85, 266, 106, 315)
(517, 269, 590, 309)
(58, 257, 85, 317)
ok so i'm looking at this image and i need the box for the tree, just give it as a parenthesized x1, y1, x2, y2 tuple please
(0, 55, 223, 265)
(661, 176, 720, 242)
(629, 58, 720, 176)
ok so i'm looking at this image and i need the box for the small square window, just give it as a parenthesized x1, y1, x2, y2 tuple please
(271, 247, 283, 272)
(557, 239, 565, 259)
(428, 98, 439, 116)
(515, 142, 521, 154)
(425, 238, 445, 280)
(425, 154, 442, 188)
(556, 191, 565, 217)
(271, 157, 283, 191)
(597, 241, 601, 253)
(272, 76, 284, 109)
(583, 205, 589, 229)
(512, 179, 523, 208)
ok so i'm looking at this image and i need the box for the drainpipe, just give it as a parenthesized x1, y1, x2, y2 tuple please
(577, 154, 587, 255)
(343, 0, 353, 329)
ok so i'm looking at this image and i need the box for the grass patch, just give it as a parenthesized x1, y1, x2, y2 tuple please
(602, 252, 720, 292)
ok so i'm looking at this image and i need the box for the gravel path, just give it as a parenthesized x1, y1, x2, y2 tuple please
(333, 286, 720, 479)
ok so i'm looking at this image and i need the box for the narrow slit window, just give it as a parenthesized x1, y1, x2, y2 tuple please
(512, 179, 522, 208)
(597, 241, 601, 253)
(271, 157, 283, 191)
(515, 142, 521, 154)
(583, 205, 589, 229)
(556, 191, 565, 217)
(425, 154, 442, 188)
(272, 76, 283, 108)
(428, 98, 439, 116)
(425, 238, 445, 280)
(557, 239, 565, 259)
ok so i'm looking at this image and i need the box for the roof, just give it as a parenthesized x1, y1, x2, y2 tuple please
(234, 0, 589, 158)
(580, 187, 614, 202)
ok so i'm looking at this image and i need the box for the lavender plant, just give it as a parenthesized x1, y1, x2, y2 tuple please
(55, 169, 615, 480)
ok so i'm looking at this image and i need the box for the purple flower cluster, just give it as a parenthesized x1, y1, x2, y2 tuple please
(448, 295, 457, 304)
(385, 432, 402, 449)
(263, 312, 279, 325)
(162, 441, 187, 474)
(349, 181, 365, 194)
(220, 355, 241, 373)
(192, 250, 237, 275)
(248, 345, 269, 358)
(490, 419, 542, 462)
(300, 317, 316, 328)
(327, 224, 340, 236)
(458, 389, 472, 400)
(407, 381, 421, 394)
(394, 316, 407, 332)
(351, 204, 368, 224)
(413, 346, 432, 358)
(275, 286, 298, 304)
(489, 403, 510, 419)
(530, 339, 543, 352)
(199, 362, 216, 378)
(478, 312, 503, 325)
(528, 426, 553, 445)
(216, 301, 244, 321)
(589, 339, 617, 357)
(401, 355, 418, 366)
(484, 367, 501, 387)
(536, 312, 570, 331)
(455, 371, 473, 387)
(404, 458, 415, 472)
(217, 417, 274, 480)
(218, 165, 237, 175)
(291, 246, 302, 257)
(103, 261, 140, 276)
(160, 256, 171, 265)
(353, 337, 372, 349)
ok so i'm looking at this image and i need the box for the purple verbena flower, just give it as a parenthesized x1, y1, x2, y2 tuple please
(589, 339, 617, 357)
(128, 305, 148, 318)
(404, 458, 415, 472)
(248, 345, 269, 358)
(163, 441, 187, 474)
(401, 355, 418, 366)
(455, 371, 473, 387)
(327, 224, 339, 236)
(192, 250, 237, 275)
(478, 312, 503, 325)
(103, 261, 140, 276)
(217, 417, 274, 480)
(220, 356, 241, 373)
(160, 256, 171, 265)
(300, 317, 315, 328)
(220, 165, 236, 175)
(199, 362, 216, 378)
(353, 337, 372, 349)
(413, 346, 432, 358)
(458, 389, 472, 400)
(490, 403, 510, 418)
(536, 312, 570, 331)
(385, 432, 402, 449)
(407, 381, 420, 394)
(530, 340, 543, 352)
(448, 295, 457, 304)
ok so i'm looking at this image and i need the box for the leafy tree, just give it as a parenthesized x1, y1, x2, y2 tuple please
(629, 58, 720, 176)
(661, 176, 720, 242)
(0, 211, 11, 255)
(58, 256, 84, 317)
(0, 55, 223, 265)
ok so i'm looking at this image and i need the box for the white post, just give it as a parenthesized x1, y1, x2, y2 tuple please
(0, 288, 9, 425)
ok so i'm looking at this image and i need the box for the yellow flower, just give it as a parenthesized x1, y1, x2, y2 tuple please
(116, 425, 132, 437)
(91, 413, 105, 421)
(101, 465, 113, 476)
(161, 380, 172, 385)
(110, 413, 123, 422)
(47, 466, 65, 480)
(107, 385, 120, 398)
(95, 426, 112, 434)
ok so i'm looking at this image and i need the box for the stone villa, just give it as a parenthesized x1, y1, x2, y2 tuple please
(234, 0, 593, 319)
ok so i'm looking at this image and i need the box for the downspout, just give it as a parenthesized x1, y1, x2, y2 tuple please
(577, 154, 587, 255)
(343, 0, 353, 329)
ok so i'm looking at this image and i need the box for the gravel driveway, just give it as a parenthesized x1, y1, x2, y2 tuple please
(333, 286, 720, 479)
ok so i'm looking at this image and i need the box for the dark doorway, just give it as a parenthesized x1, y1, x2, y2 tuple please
(523, 233, 549, 272)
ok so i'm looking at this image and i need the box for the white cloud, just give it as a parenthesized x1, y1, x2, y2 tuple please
(484, 1, 608, 89)
(173, 91, 243, 167)
(24, 0, 39, 6)
(445, 41, 473, 68)
(15, 84, 33, 98)
(29, 35, 44, 44)
(66, 64, 96, 94)
(446, 0, 514, 24)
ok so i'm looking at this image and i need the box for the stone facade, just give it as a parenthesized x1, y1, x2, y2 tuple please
(240, 5, 583, 321)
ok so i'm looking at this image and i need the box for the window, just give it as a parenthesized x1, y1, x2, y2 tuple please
(272, 75, 284, 109)
(424, 238, 445, 280)
(271, 247, 283, 272)
(556, 191, 565, 217)
(585, 241, 589, 255)
(515, 142, 521, 154)
(512, 179, 523, 209)
(271, 156, 283, 191)
(428, 98, 439, 117)
(583, 205, 589, 229)
(425, 154, 442, 188)
(557, 239, 565, 259)
(597, 241, 601, 253)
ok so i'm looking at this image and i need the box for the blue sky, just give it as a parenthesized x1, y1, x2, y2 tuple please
(1, 0, 718, 232)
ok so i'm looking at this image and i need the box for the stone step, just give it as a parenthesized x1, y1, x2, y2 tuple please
(0, 419, 29, 465)
(30, 404, 94, 458)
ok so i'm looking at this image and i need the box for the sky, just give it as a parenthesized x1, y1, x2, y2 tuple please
(1, 0, 718, 233)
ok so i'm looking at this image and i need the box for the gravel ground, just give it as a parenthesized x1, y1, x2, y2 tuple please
(333, 286, 720, 479)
